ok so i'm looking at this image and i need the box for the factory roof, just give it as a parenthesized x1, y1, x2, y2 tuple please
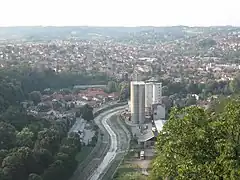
(154, 119, 166, 132)
(131, 81, 145, 85)
(138, 131, 155, 142)
(146, 77, 158, 82)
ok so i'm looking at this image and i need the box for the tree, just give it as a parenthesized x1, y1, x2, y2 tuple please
(2, 106, 40, 131)
(28, 173, 43, 180)
(33, 149, 54, 171)
(2, 154, 28, 180)
(0, 67, 111, 180)
(29, 91, 42, 105)
(185, 96, 197, 106)
(55, 152, 69, 162)
(107, 81, 118, 93)
(151, 99, 240, 180)
(205, 80, 219, 94)
(0, 122, 16, 150)
(35, 128, 61, 154)
(186, 82, 200, 94)
(14, 147, 40, 175)
(0, 168, 11, 180)
(0, 150, 8, 165)
(198, 38, 217, 48)
(52, 121, 68, 139)
(162, 86, 169, 96)
(119, 82, 130, 101)
(116, 172, 147, 180)
(16, 127, 34, 148)
(42, 160, 64, 180)
(64, 132, 81, 151)
(80, 104, 94, 121)
(229, 76, 240, 93)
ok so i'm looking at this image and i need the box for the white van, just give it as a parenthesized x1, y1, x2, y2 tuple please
(140, 150, 145, 160)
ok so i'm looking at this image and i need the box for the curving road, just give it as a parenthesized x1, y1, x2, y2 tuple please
(88, 105, 129, 180)
(70, 105, 129, 180)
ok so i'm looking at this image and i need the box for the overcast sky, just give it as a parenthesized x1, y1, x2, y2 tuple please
(0, 0, 239, 27)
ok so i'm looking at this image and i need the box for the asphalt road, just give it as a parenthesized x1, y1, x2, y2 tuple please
(70, 105, 128, 180)
(88, 105, 129, 180)
(100, 114, 131, 180)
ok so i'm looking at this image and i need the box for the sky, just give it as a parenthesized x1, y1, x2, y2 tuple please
(0, 0, 239, 27)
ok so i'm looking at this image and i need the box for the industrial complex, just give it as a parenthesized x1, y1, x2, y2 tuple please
(122, 78, 166, 153)
(130, 78, 164, 124)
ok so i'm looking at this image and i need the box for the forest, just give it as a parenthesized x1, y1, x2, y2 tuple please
(0, 67, 107, 180)
(150, 96, 240, 180)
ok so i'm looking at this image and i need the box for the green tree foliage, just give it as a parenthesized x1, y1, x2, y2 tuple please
(42, 160, 64, 180)
(2, 153, 28, 180)
(0, 122, 16, 150)
(29, 91, 42, 105)
(15, 147, 40, 175)
(64, 132, 81, 152)
(80, 104, 94, 121)
(151, 99, 240, 180)
(28, 173, 43, 180)
(16, 127, 34, 148)
(185, 96, 197, 106)
(0, 67, 109, 112)
(0, 67, 103, 180)
(161, 78, 230, 99)
(229, 75, 240, 93)
(107, 81, 119, 93)
(1, 106, 44, 131)
(33, 149, 54, 171)
(186, 82, 201, 94)
(198, 38, 217, 48)
(116, 172, 147, 180)
(35, 128, 61, 154)
(0, 77, 25, 112)
(119, 82, 130, 101)
(0, 150, 8, 165)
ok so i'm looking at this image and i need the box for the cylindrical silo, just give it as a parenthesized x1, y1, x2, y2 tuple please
(138, 82, 145, 124)
(130, 81, 139, 124)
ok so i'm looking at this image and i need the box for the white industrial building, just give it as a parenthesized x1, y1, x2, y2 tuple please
(145, 79, 162, 115)
(145, 78, 162, 105)
(152, 104, 165, 120)
(145, 82, 153, 114)
(130, 78, 164, 124)
(153, 83, 162, 104)
(130, 81, 145, 124)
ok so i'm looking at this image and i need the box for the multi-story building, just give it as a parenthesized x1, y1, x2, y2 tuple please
(145, 82, 153, 114)
(153, 82, 162, 104)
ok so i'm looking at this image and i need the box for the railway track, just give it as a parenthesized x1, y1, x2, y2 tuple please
(88, 110, 130, 180)
(100, 115, 131, 180)
(70, 106, 127, 180)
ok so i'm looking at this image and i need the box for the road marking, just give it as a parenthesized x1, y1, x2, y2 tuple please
(88, 106, 128, 180)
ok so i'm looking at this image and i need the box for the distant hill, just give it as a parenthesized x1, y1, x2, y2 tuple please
(0, 26, 239, 41)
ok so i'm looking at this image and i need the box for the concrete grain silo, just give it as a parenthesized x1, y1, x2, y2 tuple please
(130, 81, 145, 124)
(130, 81, 139, 124)
(138, 82, 145, 124)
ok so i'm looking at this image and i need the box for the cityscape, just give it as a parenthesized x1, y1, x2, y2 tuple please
(1, 24, 240, 180)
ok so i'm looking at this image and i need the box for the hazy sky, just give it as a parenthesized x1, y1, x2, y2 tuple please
(0, 0, 239, 26)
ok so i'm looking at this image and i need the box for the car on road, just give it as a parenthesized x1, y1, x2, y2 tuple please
(140, 150, 145, 160)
